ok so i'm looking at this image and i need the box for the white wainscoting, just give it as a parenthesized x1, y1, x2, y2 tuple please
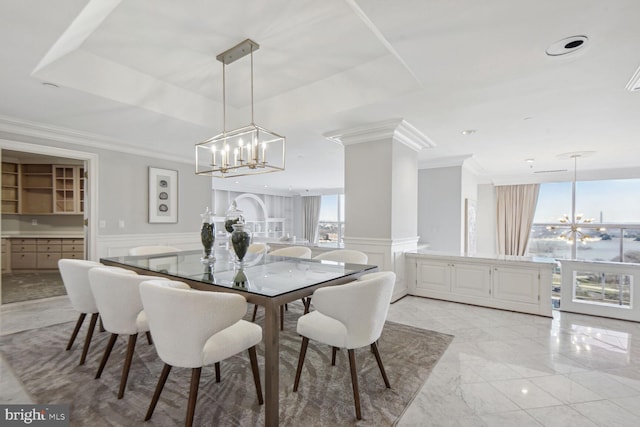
(343, 236, 419, 302)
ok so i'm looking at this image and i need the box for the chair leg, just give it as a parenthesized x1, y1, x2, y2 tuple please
(95, 333, 118, 379)
(79, 313, 99, 365)
(117, 334, 138, 399)
(303, 297, 311, 314)
(145, 363, 172, 421)
(251, 305, 258, 322)
(186, 367, 202, 427)
(99, 316, 105, 332)
(331, 347, 338, 366)
(215, 362, 221, 383)
(371, 342, 391, 388)
(146, 331, 153, 345)
(348, 349, 362, 420)
(293, 336, 309, 392)
(248, 346, 264, 404)
(280, 305, 284, 331)
(66, 313, 86, 350)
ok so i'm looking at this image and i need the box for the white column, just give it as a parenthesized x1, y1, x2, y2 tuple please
(325, 119, 434, 301)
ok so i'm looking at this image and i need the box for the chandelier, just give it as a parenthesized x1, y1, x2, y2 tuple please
(546, 153, 605, 245)
(195, 39, 285, 178)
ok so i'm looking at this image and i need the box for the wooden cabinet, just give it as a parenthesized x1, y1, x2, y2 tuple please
(9, 237, 84, 270)
(1, 238, 11, 272)
(54, 165, 84, 213)
(11, 238, 37, 269)
(408, 252, 554, 317)
(1, 162, 19, 214)
(0, 163, 84, 214)
(20, 164, 54, 214)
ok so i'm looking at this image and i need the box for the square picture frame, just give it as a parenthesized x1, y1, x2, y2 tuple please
(148, 167, 178, 223)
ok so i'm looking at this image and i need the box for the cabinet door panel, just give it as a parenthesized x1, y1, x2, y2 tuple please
(37, 253, 62, 269)
(12, 253, 37, 269)
(451, 263, 492, 297)
(416, 260, 451, 292)
(493, 267, 539, 304)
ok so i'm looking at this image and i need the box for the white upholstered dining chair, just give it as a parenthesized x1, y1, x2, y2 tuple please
(140, 279, 264, 427)
(88, 267, 162, 399)
(58, 259, 104, 365)
(268, 246, 312, 259)
(304, 249, 369, 313)
(292, 271, 395, 421)
(312, 249, 368, 264)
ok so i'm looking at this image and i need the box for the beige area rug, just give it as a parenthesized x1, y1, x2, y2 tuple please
(1, 271, 67, 304)
(0, 304, 453, 426)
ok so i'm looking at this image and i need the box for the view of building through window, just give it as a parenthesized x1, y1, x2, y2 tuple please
(528, 178, 640, 309)
(317, 194, 345, 247)
(528, 179, 640, 263)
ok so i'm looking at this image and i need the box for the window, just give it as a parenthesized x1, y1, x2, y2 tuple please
(528, 179, 640, 263)
(317, 194, 345, 247)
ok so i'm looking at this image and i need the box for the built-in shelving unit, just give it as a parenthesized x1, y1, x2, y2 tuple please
(21, 164, 53, 214)
(1, 162, 20, 214)
(0, 163, 84, 214)
(54, 165, 84, 214)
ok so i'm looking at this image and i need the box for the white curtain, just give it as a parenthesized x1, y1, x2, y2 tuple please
(496, 184, 540, 256)
(302, 196, 321, 244)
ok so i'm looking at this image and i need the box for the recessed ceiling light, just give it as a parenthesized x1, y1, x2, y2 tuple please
(234, 181, 240, 184)
(525, 158, 535, 163)
(546, 35, 588, 56)
(461, 129, 476, 135)
(42, 82, 59, 88)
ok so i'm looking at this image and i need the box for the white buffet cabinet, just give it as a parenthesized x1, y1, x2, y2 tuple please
(406, 250, 555, 317)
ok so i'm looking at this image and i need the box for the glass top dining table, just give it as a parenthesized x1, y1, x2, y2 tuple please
(100, 248, 377, 427)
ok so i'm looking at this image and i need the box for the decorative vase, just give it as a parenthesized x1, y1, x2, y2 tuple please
(231, 223, 251, 266)
(200, 207, 215, 262)
(225, 201, 245, 263)
(224, 201, 244, 233)
(233, 267, 250, 288)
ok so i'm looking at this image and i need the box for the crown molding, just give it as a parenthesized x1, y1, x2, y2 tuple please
(324, 118, 435, 152)
(0, 114, 194, 165)
(418, 154, 474, 170)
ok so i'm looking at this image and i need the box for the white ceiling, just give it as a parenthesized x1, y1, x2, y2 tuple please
(1, 0, 639, 193)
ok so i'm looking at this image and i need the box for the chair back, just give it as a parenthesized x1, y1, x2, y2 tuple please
(140, 280, 248, 368)
(88, 267, 158, 335)
(313, 271, 395, 348)
(128, 246, 181, 256)
(58, 259, 103, 313)
(247, 243, 268, 255)
(269, 246, 312, 259)
(313, 249, 368, 264)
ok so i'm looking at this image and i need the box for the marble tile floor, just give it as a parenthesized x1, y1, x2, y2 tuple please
(1, 295, 640, 426)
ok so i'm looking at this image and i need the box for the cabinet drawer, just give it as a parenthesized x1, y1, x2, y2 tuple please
(37, 243, 62, 252)
(11, 253, 37, 269)
(62, 238, 84, 245)
(62, 243, 83, 252)
(37, 238, 62, 245)
(12, 244, 36, 253)
(61, 252, 84, 260)
(37, 252, 63, 269)
(11, 238, 37, 245)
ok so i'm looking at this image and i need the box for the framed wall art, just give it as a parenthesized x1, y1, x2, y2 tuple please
(148, 167, 178, 223)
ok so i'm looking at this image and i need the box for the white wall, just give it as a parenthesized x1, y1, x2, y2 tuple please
(476, 183, 496, 255)
(418, 166, 463, 252)
(391, 140, 418, 239)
